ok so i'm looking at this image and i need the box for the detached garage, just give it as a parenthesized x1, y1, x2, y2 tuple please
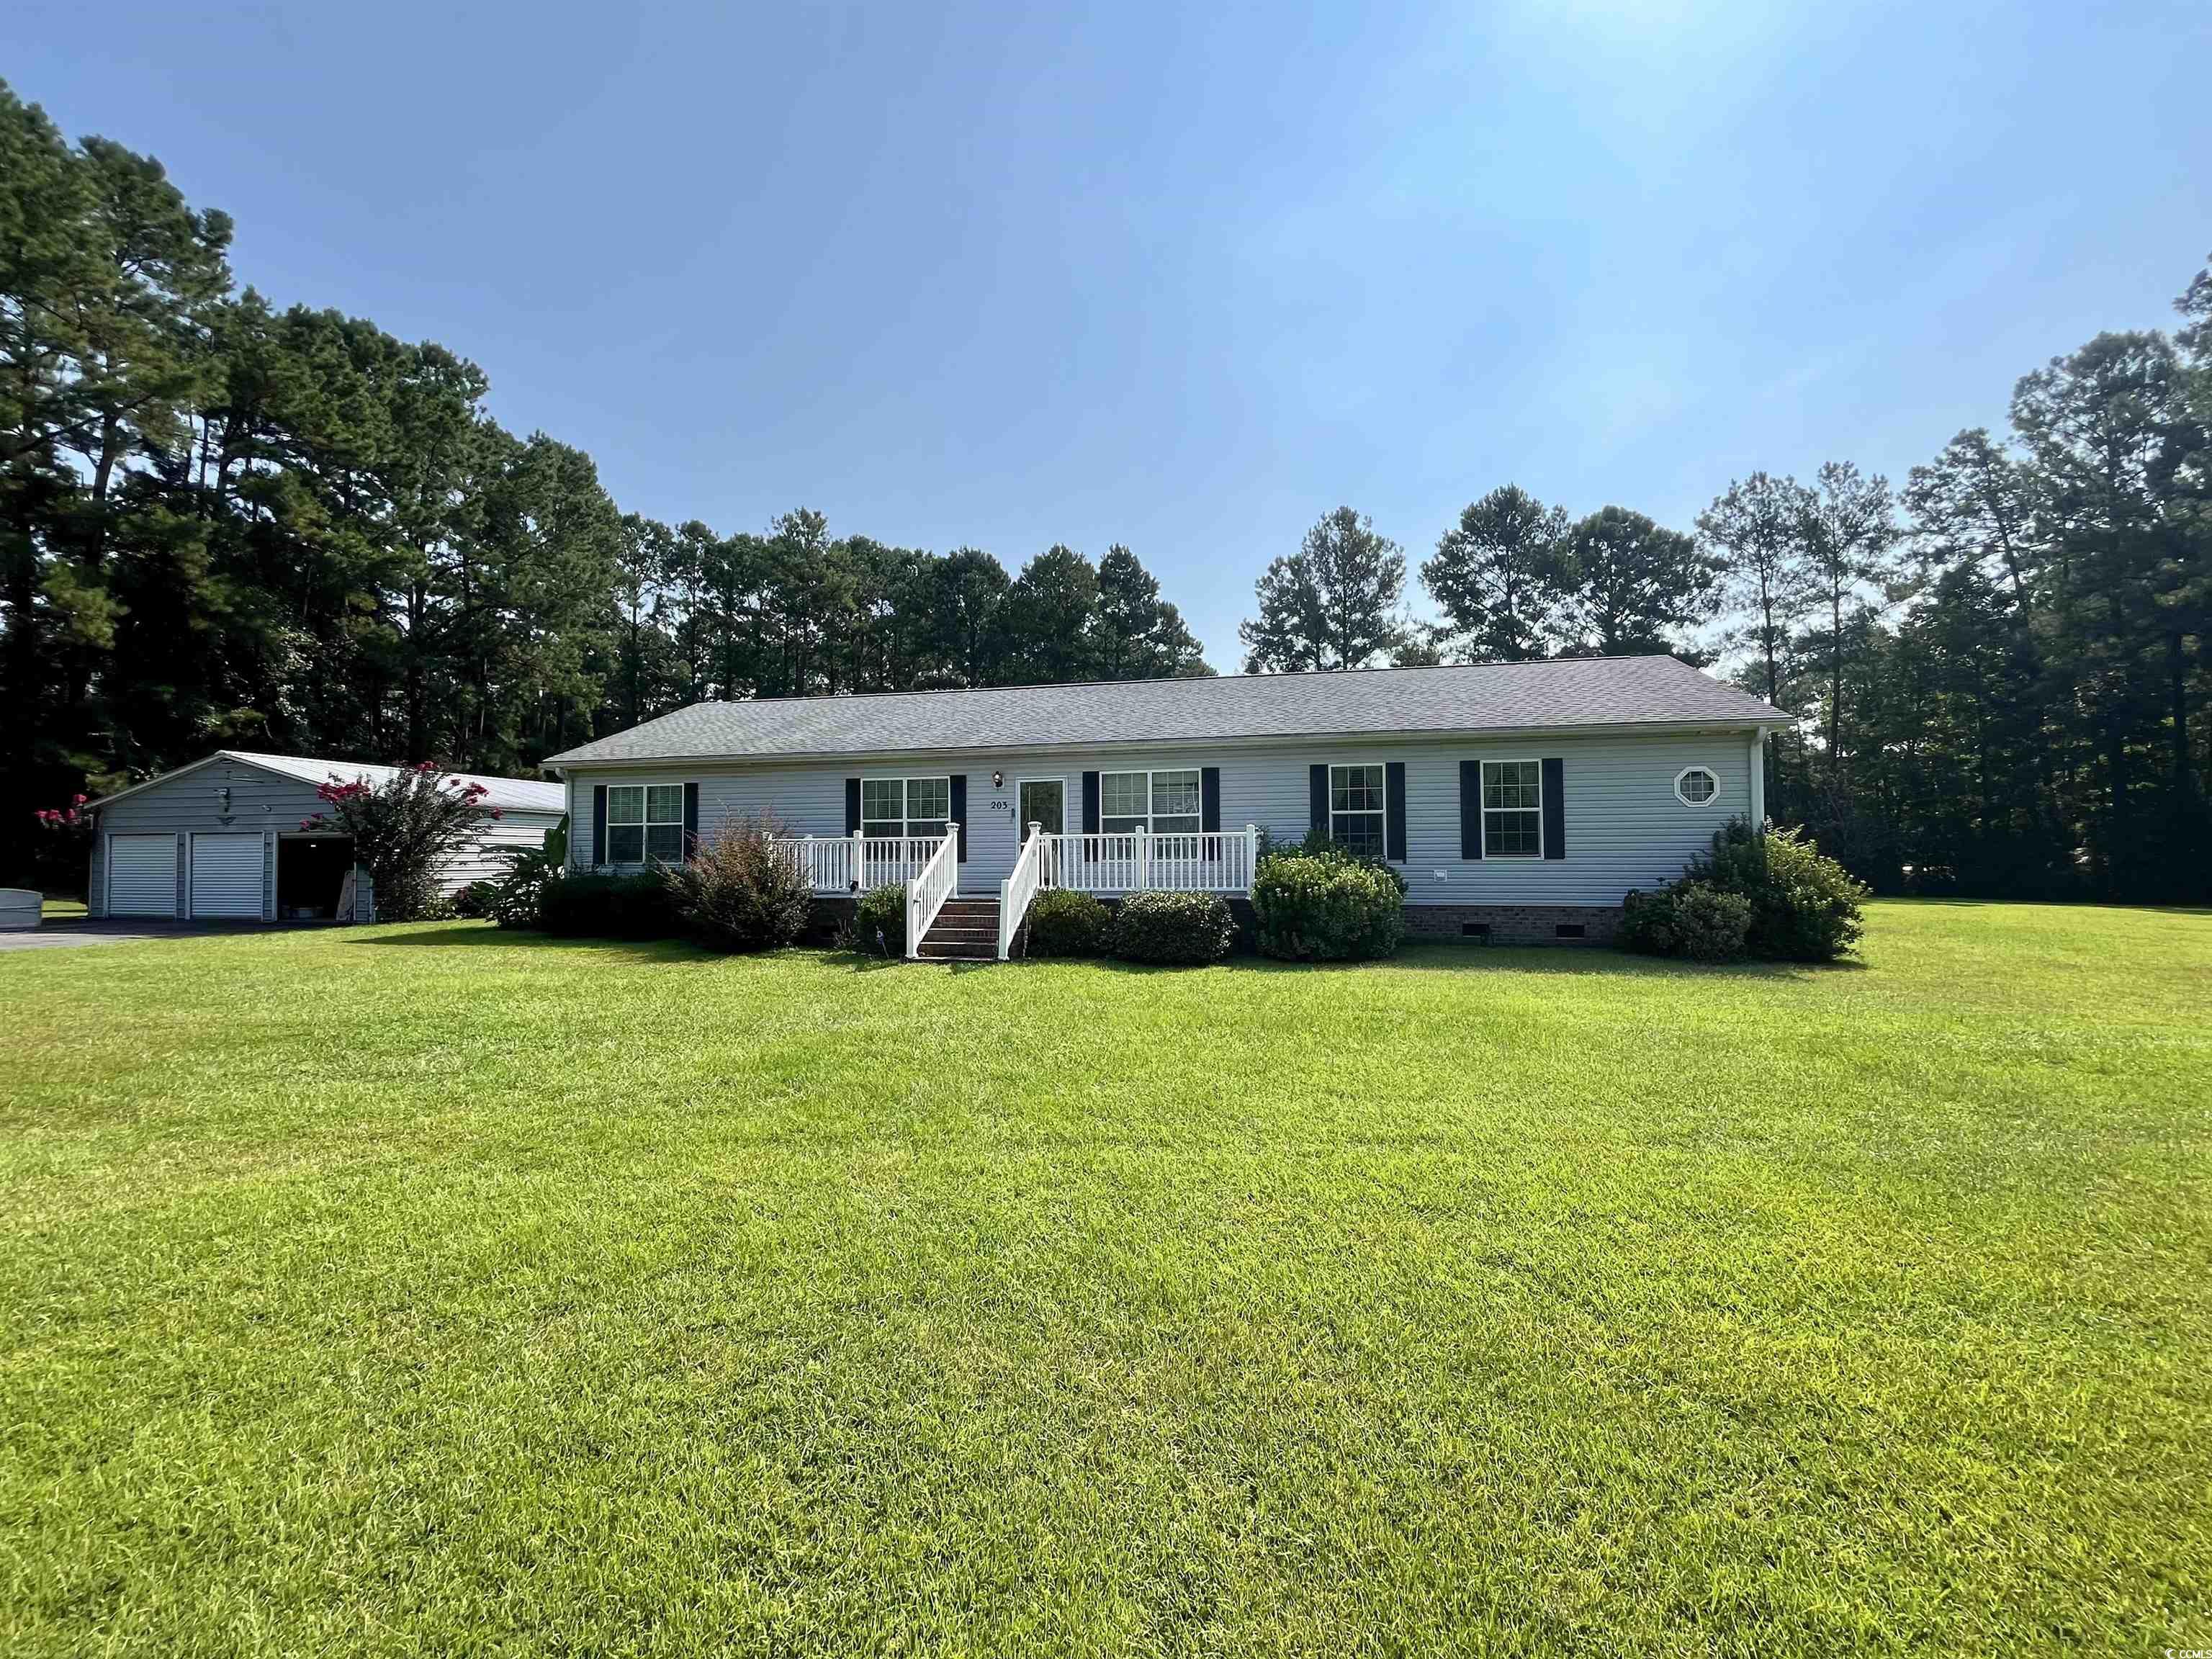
(85, 752, 566, 922)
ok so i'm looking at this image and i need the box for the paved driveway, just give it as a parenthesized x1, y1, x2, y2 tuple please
(0, 921, 300, 952)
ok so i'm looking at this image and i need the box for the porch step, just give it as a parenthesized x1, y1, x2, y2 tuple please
(917, 940, 997, 961)
(918, 896, 1001, 962)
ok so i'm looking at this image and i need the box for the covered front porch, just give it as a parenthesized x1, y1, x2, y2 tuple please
(770, 825, 1259, 960)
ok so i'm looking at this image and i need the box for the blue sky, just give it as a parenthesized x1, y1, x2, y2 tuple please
(9, 0, 2208, 665)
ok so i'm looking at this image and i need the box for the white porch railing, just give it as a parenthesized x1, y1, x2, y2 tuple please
(904, 832, 958, 958)
(999, 822, 1050, 960)
(775, 833, 948, 894)
(1038, 826, 1259, 896)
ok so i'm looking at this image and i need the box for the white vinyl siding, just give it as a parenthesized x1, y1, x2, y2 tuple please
(107, 835, 177, 917)
(189, 834, 266, 918)
(565, 733, 1749, 907)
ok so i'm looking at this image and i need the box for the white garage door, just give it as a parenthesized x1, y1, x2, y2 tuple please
(107, 835, 177, 917)
(189, 834, 264, 919)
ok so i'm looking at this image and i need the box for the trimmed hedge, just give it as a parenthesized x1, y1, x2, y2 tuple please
(1025, 889, 1109, 957)
(1251, 852, 1406, 961)
(538, 872, 678, 939)
(1109, 891, 1233, 966)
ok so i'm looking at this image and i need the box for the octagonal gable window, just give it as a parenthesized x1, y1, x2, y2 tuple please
(1675, 766, 1719, 807)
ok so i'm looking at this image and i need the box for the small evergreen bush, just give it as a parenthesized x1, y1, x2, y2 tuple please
(1251, 851, 1406, 961)
(1622, 819, 1866, 964)
(1108, 891, 1233, 965)
(1282, 828, 1409, 897)
(1672, 883, 1753, 963)
(1025, 888, 1109, 957)
(844, 883, 907, 956)
(1617, 887, 1681, 956)
(662, 816, 813, 952)
(1689, 819, 1867, 962)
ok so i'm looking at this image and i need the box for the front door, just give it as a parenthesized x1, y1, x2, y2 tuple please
(1017, 778, 1065, 837)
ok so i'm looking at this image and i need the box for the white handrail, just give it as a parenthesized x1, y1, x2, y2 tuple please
(999, 821, 1048, 960)
(1038, 826, 1258, 894)
(904, 830, 958, 959)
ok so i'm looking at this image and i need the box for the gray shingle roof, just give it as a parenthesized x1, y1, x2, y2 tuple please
(541, 657, 1787, 768)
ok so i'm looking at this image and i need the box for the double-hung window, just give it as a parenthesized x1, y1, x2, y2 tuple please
(1329, 763, 1386, 857)
(606, 783, 684, 864)
(861, 776, 950, 841)
(1481, 760, 1542, 858)
(1100, 768, 1201, 835)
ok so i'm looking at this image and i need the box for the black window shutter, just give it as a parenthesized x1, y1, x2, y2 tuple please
(1460, 761, 1481, 860)
(948, 773, 967, 861)
(1385, 761, 1407, 862)
(593, 784, 608, 866)
(845, 777, 861, 835)
(1309, 765, 1328, 839)
(683, 781, 699, 857)
(1200, 767, 1220, 833)
(1082, 771, 1100, 835)
(1542, 757, 1565, 860)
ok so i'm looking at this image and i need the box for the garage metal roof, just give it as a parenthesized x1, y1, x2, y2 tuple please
(541, 655, 1787, 767)
(87, 752, 567, 814)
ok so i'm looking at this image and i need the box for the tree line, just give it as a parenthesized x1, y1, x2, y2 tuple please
(6, 75, 2206, 903)
(1236, 260, 2211, 903)
(0, 82, 1206, 885)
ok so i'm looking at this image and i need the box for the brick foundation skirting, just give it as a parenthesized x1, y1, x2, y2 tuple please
(818, 894, 1619, 953)
(1401, 903, 1622, 946)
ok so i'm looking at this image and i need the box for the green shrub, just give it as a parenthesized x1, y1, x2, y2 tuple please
(539, 871, 678, 939)
(661, 816, 813, 952)
(451, 879, 500, 920)
(1025, 888, 1109, 957)
(843, 883, 907, 956)
(1251, 852, 1406, 961)
(1688, 819, 1868, 962)
(1109, 891, 1233, 966)
(486, 846, 558, 929)
(1673, 883, 1753, 963)
(1279, 828, 1409, 898)
(1618, 886, 1681, 956)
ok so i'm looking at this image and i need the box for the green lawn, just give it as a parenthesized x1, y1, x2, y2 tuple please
(3, 904, 2208, 1655)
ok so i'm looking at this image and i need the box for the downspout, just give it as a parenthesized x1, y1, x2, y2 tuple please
(1748, 729, 1766, 833)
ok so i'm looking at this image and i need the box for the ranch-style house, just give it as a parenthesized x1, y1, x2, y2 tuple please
(539, 655, 1789, 960)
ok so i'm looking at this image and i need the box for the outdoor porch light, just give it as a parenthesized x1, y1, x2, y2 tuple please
(992, 770, 1004, 788)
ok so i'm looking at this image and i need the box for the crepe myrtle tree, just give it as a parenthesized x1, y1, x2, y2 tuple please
(30, 795, 95, 897)
(301, 763, 502, 920)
